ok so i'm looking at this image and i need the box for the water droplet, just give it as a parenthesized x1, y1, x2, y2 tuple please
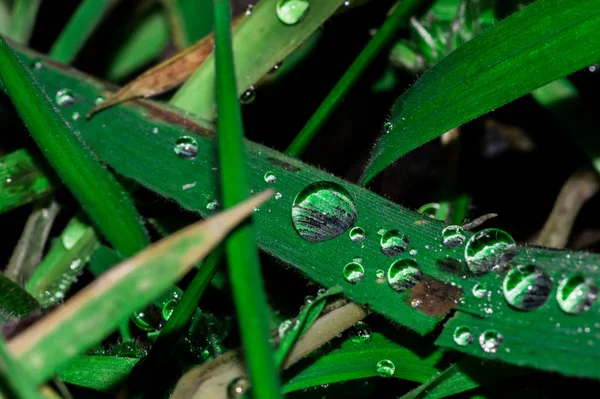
(348, 321, 371, 343)
(442, 225, 466, 248)
(264, 172, 277, 184)
(349, 226, 365, 242)
(162, 299, 177, 320)
(383, 122, 392, 134)
(240, 86, 256, 104)
(244, 4, 254, 15)
(343, 262, 364, 284)
(56, 89, 75, 107)
(464, 228, 516, 275)
(132, 309, 159, 332)
(344, 0, 351, 6)
(206, 200, 220, 211)
(292, 181, 357, 242)
(317, 288, 326, 296)
(409, 249, 418, 256)
(228, 377, 249, 398)
(376, 269, 385, 279)
(375, 359, 395, 377)
(387, 259, 422, 292)
(275, 192, 282, 200)
(304, 295, 314, 305)
(276, 0, 310, 25)
(270, 62, 283, 73)
(152, 127, 159, 134)
(174, 136, 198, 159)
(557, 274, 598, 314)
(479, 330, 502, 353)
(472, 283, 488, 299)
(380, 230, 409, 256)
(278, 319, 293, 338)
(453, 326, 474, 346)
(411, 298, 422, 308)
(95, 96, 105, 105)
(71, 112, 81, 121)
(418, 202, 440, 219)
(32, 59, 44, 70)
(503, 265, 552, 310)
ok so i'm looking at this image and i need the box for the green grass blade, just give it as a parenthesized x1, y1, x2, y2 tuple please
(57, 356, 138, 393)
(285, 0, 424, 157)
(170, 0, 346, 118)
(49, 0, 118, 64)
(0, 275, 39, 323)
(8, 192, 272, 385)
(0, 335, 43, 399)
(0, 149, 55, 215)
(0, 36, 148, 257)
(162, 0, 214, 49)
(213, 0, 282, 397)
(362, 0, 600, 184)
(7, 0, 41, 44)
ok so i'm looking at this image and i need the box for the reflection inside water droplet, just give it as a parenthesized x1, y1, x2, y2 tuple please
(479, 330, 502, 353)
(276, 0, 310, 25)
(442, 225, 466, 248)
(264, 171, 277, 184)
(174, 136, 198, 159)
(503, 265, 552, 311)
(348, 321, 371, 343)
(464, 228, 516, 275)
(380, 230, 409, 256)
(349, 226, 366, 242)
(472, 283, 488, 299)
(557, 274, 598, 314)
(56, 89, 75, 107)
(343, 262, 364, 284)
(387, 259, 422, 292)
(453, 326, 473, 346)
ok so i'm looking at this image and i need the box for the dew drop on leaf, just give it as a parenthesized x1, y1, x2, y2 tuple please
(56, 89, 75, 107)
(442, 225, 466, 248)
(227, 377, 249, 398)
(275, 192, 282, 200)
(292, 181, 357, 242)
(383, 122, 393, 134)
(464, 228, 516, 275)
(94, 96, 105, 105)
(376, 269, 385, 279)
(174, 136, 198, 159)
(32, 59, 44, 70)
(71, 112, 80, 121)
(278, 319, 293, 339)
(343, 262, 364, 284)
(417, 202, 440, 218)
(453, 326, 474, 346)
(380, 230, 409, 256)
(206, 200, 220, 211)
(349, 226, 366, 242)
(556, 274, 598, 314)
(503, 265, 552, 310)
(264, 171, 277, 184)
(479, 330, 502, 353)
(276, 0, 310, 25)
(375, 359, 395, 377)
(348, 321, 371, 344)
(472, 283, 488, 299)
(387, 259, 422, 292)
(240, 85, 256, 104)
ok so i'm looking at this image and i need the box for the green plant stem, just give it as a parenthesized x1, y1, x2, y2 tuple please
(285, 0, 423, 156)
(0, 335, 42, 399)
(0, 36, 149, 257)
(213, 0, 282, 397)
(7, 0, 41, 44)
(49, 0, 118, 64)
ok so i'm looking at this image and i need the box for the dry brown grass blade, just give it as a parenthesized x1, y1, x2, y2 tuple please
(171, 301, 367, 399)
(86, 14, 244, 118)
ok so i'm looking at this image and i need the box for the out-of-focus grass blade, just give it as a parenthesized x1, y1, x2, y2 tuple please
(7, 0, 41, 44)
(8, 190, 272, 385)
(212, 0, 281, 397)
(171, 0, 346, 119)
(0, 335, 43, 399)
(162, 0, 214, 49)
(49, 0, 119, 64)
(0, 1, 9, 36)
(0, 149, 55, 215)
(0, 275, 39, 323)
(362, 0, 600, 184)
(57, 356, 138, 393)
(0, 36, 148, 257)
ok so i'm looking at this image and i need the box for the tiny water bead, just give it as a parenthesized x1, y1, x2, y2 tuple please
(240, 85, 256, 104)
(383, 122, 393, 134)
(32, 59, 44, 70)
(442, 225, 466, 248)
(453, 326, 474, 346)
(375, 359, 395, 377)
(94, 96, 105, 105)
(206, 200, 220, 211)
(376, 269, 385, 279)
(380, 230, 410, 256)
(174, 136, 199, 159)
(56, 89, 75, 107)
(479, 330, 503, 353)
(276, 0, 310, 25)
(411, 298, 422, 309)
(278, 319, 294, 338)
(503, 265, 552, 311)
(556, 274, 598, 314)
(349, 226, 366, 242)
(264, 171, 277, 184)
(292, 181, 358, 242)
(71, 112, 81, 121)
(472, 283, 489, 299)
(464, 228, 516, 275)
(227, 377, 249, 398)
(343, 262, 365, 284)
(275, 192, 283, 200)
(348, 321, 371, 344)
(387, 259, 422, 292)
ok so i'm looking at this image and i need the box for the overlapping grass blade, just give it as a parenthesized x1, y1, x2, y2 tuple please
(57, 356, 138, 393)
(7, 0, 41, 44)
(0, 335, 42, 399)
(0, 275, 39, 322)
(362, 0, 600, 184)
(163, 0, 214, 49)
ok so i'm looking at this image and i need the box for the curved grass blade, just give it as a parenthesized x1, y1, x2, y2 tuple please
(0, 35, 148, 257)
(163, 0, 214, 49)
(0, 275, 39, 323)
(213, 0, 281, 396)
(0, 335, 43, 399)
(170, 0, 347, 119)
(7, 191, 273, 385)
(7, 0, 41, 44)
(285, 0, 424, 157)
(57, 356, 138, 393)
(49, 0, 119, 64)
(362, 0, 600, 184)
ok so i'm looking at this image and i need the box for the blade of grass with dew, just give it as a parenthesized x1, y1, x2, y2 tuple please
(0, 275, 39, 322)
(0, 35, 148, 257)
(57, 356, 139, 393)
(362, 0, 600, 184)
(170, 0, 347, 120)
(162, 0, 214, 49)
(48, 0, 119, 64)
(0, 149, 55, 215)
(0, 335, 43, 399)
(7, 0, 41, 44)
(285, 0, 425, 157)
(212, 0, 281, 396)
(25, 215, 99, 307)
(7, 191, 272, 385)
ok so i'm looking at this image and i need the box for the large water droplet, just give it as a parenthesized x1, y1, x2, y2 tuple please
(380, 230, 409, 256)
(442, 225, 466, 248)
(276, 0, 310, 25)
(348, 321, 371, 343)
(240, 86, 256, 104)
(228, 377, 249, 398)
(375, 359, 395, 377)
(349, 226, 365, 242)
(56, 89, 75, 107)
(453, 326, 474, 346)
(132, 307, 160, 332)
(264, 171, 277, 184)
(343, 262, 364, 284)
(387, 259, 422, 292)
(174, 136, 198, 159)
(556, 274, 598, 314)
(464, 228, 516, 275)
(292, 181, 357, 242)
(503, 265, 552, 311)
(479, 330, 502, 353)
